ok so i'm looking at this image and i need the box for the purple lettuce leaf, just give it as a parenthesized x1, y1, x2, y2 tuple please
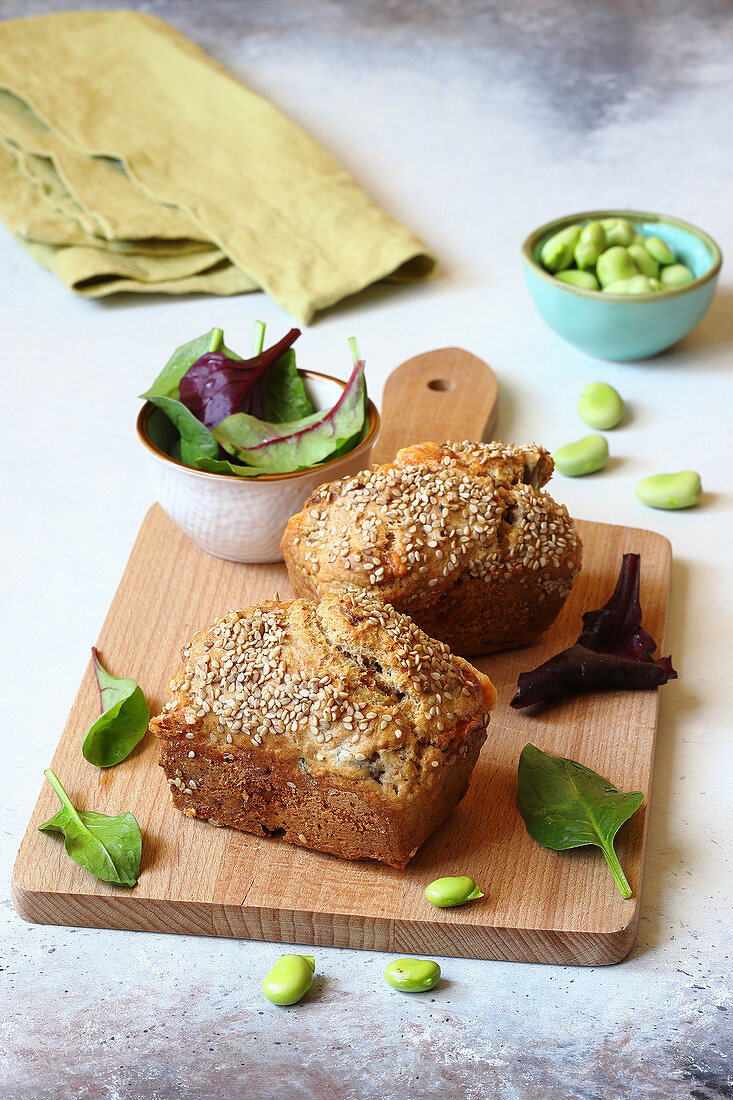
(510, 553, 676, 710)
(511, 645, 672, 709)
(213, 359, 366, 473)
(179, 328, 300, 428)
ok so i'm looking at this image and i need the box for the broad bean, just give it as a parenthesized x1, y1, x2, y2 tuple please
(574, 221, 607, 270)
(385, 958, 441, 993)
(554, 434, 609, 477)
(555, 269, 599, 290)
(262, 954, 315, 1005)
(601, 217, 636, 247)
(540, 224, 582, 272)
(643, 235, 676, 265)
(425, 876, 484, 908)
(636, 471, 702, 510)
(627, 244, 659, 279)
(626, 274, 658, 294)
(577, 382, 624, 430)
(540, 218, 692, 298)
(602, 278, 632, 294)
(660, 263, 694, 287)
(596, 246, 639, 287)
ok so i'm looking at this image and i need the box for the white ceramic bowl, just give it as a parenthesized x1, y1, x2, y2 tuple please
(137, 370, 380, 563)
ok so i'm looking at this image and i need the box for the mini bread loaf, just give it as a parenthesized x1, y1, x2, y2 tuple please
(150, 589, 496, 868)
(281, 440, 582, 656)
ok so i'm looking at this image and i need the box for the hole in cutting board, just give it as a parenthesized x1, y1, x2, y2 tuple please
(427, 378, 455, 391)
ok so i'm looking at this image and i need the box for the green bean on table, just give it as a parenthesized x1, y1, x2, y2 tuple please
(636, 471, 702, 509)
(262, 954, 315, 1005)
(577, 382, 624, 430)
(384, 958, 441, 993)
(554, 434, 609, 477)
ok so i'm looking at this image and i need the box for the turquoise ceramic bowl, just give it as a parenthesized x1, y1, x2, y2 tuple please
(522, 209, 722, 360)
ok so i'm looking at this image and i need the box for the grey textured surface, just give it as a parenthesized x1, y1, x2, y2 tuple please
(1, 2, 732, 1098)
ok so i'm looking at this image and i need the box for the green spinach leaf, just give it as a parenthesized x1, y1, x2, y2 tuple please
(193, 455, 265, 476)
(38, 769, 142, 887)
(143, 393, 221, 466)
(141, 326, 225, 400)
(517, 743, 643, 899)
(262, 349, 316, 422)
(82, 648, 149, 768)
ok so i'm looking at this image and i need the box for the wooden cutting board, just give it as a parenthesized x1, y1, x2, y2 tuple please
(12, 349, 671, 965)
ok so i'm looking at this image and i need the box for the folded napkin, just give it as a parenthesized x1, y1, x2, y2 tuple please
(0, 11, 434, 320)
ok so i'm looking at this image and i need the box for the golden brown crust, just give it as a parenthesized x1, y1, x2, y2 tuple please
(150, 589, 495, 868)
(281, 440, 582, 655)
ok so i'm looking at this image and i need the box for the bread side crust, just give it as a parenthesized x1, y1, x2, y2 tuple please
(405, 568, 577, 656)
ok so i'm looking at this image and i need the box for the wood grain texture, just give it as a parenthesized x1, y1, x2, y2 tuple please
(12, 508, 671, 965)
(372, 347, 498, 463)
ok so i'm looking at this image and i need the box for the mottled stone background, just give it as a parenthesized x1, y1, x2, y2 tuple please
(1, 2, 731, 1098)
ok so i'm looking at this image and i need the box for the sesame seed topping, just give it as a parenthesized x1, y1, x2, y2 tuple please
(161, 587, 492, 785)
(286, 440, 579, 597)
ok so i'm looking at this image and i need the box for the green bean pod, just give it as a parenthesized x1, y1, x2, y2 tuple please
(554, 434, 609, 477)
(540, 224, 582, 272)
(262, 954, 315, 1005)
(385, 958, 441, 993)
(636, 471, 702, 510)
(425, 876, 484, 908)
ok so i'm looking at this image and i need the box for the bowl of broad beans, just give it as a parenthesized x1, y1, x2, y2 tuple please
(521, 209, 721, 360)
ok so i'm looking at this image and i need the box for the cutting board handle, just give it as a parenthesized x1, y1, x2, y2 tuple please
(372, 347, 498, 464)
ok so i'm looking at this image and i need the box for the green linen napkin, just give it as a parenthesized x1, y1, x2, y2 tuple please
(0, 10, 434, 320)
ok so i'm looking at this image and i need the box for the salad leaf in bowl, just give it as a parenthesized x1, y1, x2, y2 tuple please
(137, 325, 379, 563)
(140, 323, 368, 476)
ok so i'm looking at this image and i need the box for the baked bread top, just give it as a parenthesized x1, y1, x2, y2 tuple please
(154, 589, 495, 797)
(281, 440, 580, 606)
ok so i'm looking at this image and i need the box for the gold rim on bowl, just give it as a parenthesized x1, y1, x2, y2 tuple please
(521, 208, 722, 301)
(137, 368, 380, 483)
